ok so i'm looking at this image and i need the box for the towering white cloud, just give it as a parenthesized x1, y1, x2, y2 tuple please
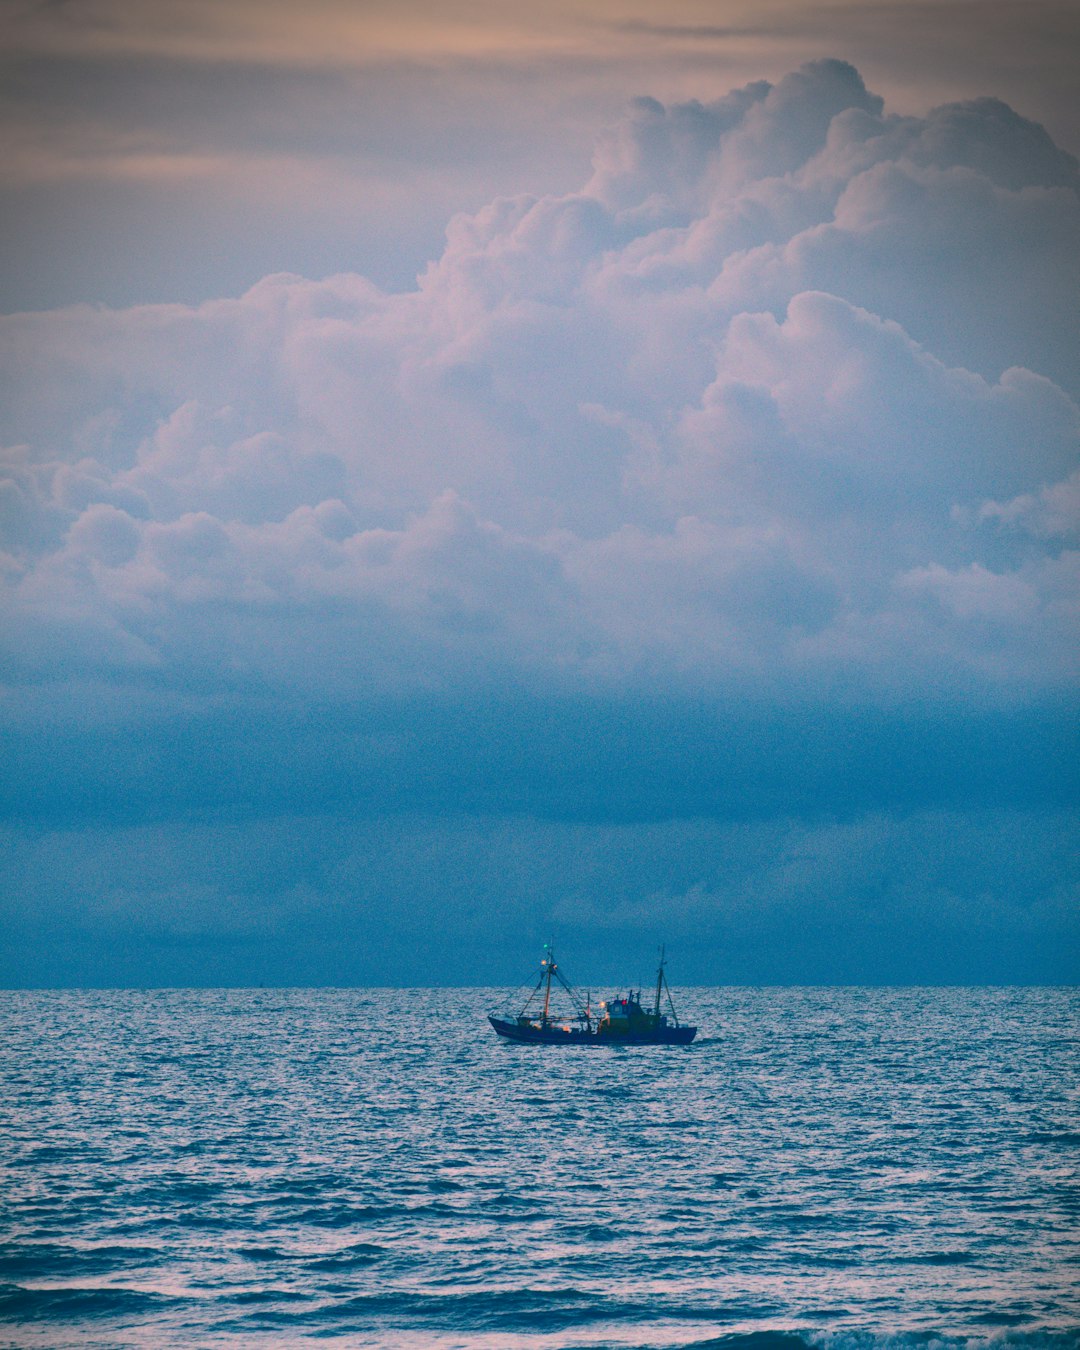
(1, 60, 1077, 708)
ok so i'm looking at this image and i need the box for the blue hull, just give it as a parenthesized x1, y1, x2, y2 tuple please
(489, 1015, 696, 1046)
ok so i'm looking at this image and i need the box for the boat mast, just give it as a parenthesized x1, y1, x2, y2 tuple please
(654, 944, 665, 1018)
(541, 941, 555, 1026)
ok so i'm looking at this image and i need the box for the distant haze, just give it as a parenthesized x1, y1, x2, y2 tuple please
(0, 7, 1077, 986)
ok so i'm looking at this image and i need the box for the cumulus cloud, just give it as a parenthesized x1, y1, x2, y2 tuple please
(976, 468, 1080, 541)
(1, 59, 1077, 722)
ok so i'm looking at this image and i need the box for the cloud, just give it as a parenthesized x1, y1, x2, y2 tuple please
(1, 805, 1075, 985)
(6, 1, 1080, 319)
(0, 60, 1077, 847)
(976, 468, 1080, 541)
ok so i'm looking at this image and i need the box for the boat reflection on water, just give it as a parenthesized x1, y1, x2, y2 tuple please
(489, 944, 697, 1046)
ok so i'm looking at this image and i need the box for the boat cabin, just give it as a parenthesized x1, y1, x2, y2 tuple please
(597, 991, 670, 1037)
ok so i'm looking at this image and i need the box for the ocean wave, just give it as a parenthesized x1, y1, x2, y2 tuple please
(685, 1333, 1080, 1350)
(0, 1282, 179, 1321)
(3, 987, 1078, 1347)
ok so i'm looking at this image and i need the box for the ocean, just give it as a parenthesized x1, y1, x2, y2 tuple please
(1, 987, 1077, 1349)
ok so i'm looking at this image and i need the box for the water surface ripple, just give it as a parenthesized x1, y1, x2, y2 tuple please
(1, 987, 1078, 1348)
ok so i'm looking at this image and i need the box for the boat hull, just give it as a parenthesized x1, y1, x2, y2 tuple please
(488, 1015, 696, 1046)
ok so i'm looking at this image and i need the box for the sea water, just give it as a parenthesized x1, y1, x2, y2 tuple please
(1, 987, 1077, 1349)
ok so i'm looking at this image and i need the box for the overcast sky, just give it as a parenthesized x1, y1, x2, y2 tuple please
(1, 0, 1077, 986)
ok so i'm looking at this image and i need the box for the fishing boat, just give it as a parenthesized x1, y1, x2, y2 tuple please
(488, 944, 696, 1045)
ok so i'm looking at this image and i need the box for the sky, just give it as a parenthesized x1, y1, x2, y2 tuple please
(1, 0, 1078, 987)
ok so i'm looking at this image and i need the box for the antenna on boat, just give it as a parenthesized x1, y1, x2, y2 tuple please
(654, 944, 666, 1018)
